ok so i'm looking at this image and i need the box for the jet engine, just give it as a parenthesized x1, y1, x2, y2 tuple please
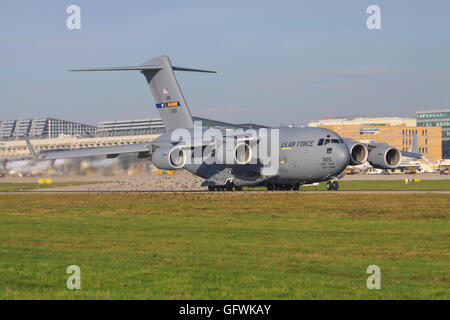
(152, 146, 186, 170)
(215, 142, 252, 165)
(368, 146, 402, 169)
(346, 142, 369, 165)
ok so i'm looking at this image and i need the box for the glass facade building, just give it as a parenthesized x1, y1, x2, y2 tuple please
(97, 118, 165, 136)
(1, 116, 267, 141)
(417, 110, 450, 159)
(0, 118, 97, 140)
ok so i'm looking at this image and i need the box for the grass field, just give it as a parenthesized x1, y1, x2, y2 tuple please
(0, 182, 99, 192)
(0, 193, 448, 299)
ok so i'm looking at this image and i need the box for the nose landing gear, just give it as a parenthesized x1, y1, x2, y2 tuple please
(326, 181, 339, 191)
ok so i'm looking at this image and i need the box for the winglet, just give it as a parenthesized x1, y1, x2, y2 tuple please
(410, 133, 420, 154)
(398, 133, 422, 159)
(24, 135, 41, 159)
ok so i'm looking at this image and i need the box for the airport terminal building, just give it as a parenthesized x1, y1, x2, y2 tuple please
(0, 118, 97, 140)
(308, 117, 443, 162)
(417, 109, 450, 159)
(97, 118, 165, 136)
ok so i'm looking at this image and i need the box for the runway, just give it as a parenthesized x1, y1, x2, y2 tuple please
(1, 171, 449, 194)
(2, 189, 450, 194)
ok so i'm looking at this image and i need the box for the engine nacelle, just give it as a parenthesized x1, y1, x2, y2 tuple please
(368, 146, 402, 169)
(152, 146, 186, 170)
(216, 142, 252, 165)
(347, 142, 369, 166)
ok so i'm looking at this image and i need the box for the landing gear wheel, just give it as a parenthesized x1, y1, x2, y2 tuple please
(225, 181, 234, 191)
(332, 181, 339, 190)
(208, 186, 215, 192)
(267, 185, 274, 191)
(292, 184, 300, 191)
(326, 181, 334, 191)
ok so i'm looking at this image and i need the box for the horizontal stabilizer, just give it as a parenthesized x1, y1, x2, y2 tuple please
(70, 66, 216, 73)
(70, 66, 162, 72)
(172, 66, 216, 73)
(69, 55, 216, 132)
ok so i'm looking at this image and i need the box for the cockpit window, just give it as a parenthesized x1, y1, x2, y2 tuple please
(319, 136, 342, 146)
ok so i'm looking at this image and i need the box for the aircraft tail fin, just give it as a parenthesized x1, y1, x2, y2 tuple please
(71, 55, 216, 131)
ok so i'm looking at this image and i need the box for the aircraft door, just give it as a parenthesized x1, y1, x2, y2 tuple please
(302, 142, 313, 179)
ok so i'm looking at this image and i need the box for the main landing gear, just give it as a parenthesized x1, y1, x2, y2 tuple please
(266, 184, 300, 191)
(208, 181, 242, 192)
(326, 181, 339, 191)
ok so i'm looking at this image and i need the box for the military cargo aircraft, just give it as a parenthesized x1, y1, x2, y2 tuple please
(27, 55, 420, 191)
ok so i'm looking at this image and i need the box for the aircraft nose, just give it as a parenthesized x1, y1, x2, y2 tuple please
(335, 145, 350, 171)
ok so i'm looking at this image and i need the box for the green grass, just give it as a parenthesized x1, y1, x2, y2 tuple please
(244, 179, 450, 191)
(0, 182, 99, 192)
(0, 193, 448, 299)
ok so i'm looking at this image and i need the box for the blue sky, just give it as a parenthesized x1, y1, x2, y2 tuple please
(1, 0, 449, 126)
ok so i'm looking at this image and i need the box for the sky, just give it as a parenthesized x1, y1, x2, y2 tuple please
(1, 0, 449, 127)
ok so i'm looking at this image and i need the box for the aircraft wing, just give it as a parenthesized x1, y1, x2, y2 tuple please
(400, 150, 421, 159)
(365, 141, 421, 159)
(42, 143, 152, 160)
(25, 138, 152, 160)
(344, 138, 422, 170)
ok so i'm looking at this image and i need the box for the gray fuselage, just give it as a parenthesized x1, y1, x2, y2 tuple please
(270, 127, 349, 184)
(153, 126, 350, 187)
